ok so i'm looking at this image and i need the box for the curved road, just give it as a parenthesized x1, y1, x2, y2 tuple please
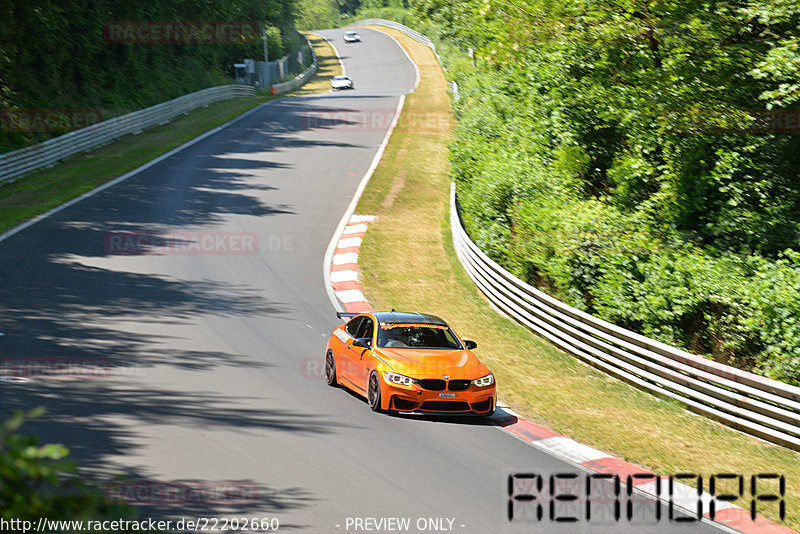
(0, 29, 723, 533)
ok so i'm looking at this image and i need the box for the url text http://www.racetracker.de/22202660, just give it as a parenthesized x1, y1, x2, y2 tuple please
(0, 517, 281, 533)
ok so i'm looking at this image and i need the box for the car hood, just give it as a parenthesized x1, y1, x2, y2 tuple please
(375, 348, 490, 379)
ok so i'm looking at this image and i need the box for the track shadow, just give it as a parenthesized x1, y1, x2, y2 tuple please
(0, 93, 396, 520)
(333, 386, 499, 427)
(104, 477, 314, 526)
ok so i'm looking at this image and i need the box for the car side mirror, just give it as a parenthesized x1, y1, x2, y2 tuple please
(463, 340, 477, 350)
(354, 338, 371, 348)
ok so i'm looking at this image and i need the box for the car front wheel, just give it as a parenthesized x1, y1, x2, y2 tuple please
(325, 351, 338, 386)
(368, 371, 382, 412)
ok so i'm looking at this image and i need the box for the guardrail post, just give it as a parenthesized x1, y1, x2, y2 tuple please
(0, 84, 256, 184)
(449, 182, 800, 450)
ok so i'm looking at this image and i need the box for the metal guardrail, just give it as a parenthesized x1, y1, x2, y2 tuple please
(352, 19, 435, 49)
(451, 184, 800, 450)
(449, 81, 459, 100)
(353, 17, 800, 450)
(353, 17, 800, 451)
(0, 85, 254, 185)
(272, 38, 318, 95)
(0, 33, 320, 185)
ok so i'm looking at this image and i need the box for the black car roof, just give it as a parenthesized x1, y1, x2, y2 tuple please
(371, 311, 448, 326)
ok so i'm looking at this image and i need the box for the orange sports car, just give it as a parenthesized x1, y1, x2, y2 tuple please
(325, 311, 496, 415)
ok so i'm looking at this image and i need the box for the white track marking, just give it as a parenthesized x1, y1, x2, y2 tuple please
(337, 237, 362, 248)
(334, 289, 367, 303)
(0, 100, 281, 244)
(330, 270, 359, 283)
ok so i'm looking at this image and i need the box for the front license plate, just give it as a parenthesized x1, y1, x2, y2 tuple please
(439, 393, 455, 398)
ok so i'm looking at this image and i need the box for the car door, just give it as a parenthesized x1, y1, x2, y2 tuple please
(339, 316, 366, 387)
(351, 316, 375, 392)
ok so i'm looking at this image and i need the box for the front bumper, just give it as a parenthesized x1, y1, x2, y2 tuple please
(383, 380, 496, 414)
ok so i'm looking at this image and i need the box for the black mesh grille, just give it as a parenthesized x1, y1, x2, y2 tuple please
(418, 379, 446, 391)
(420, 401, 470, 412)
(392, 397, 419, 411)
(448, 380, 471, 391)
(471, 398, 493, 412)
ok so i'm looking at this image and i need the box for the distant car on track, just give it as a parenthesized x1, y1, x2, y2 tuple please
(330, 75, 354, 90)
(325, 311, 496, 415)
(343, 31, 361, 43)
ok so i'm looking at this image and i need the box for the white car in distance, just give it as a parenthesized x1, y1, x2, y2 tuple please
(331, 75, 354, 90)
(343, 31, 361, 43)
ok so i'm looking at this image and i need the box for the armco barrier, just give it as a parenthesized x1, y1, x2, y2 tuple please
(355, 18, 800, 451)
(351, 19, 448, 71)
(0, 34, 320, 185)
(0, 85, 254, 184)
(352, 19, 434, 48)
(451, 184, 800, 450)
(272, 39, 318, 95)
(356, 17, 800, 451)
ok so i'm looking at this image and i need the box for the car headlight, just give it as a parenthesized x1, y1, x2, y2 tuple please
(384, 371, 417, 386)
(472, 373, 494, 387)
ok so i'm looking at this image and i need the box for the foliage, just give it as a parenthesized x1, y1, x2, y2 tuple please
(295, 0, 344, 30)
(743, 0, 800, 108)
(0, 408, 133, 522)
(264, 25, 284, 60)
(0, 0, 304, 153)
(403, 0, 800, 384)
(295, 0, 410, 30)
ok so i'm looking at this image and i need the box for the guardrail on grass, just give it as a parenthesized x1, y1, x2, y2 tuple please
(345, 17, 800, 451)
(352, 18, 434, 48)
(0, 85, 254, 185)
(1, 34, 320, 185)
(272, 37, 318, 95)
(451, 183, 800, 450)
(449, 81, 459, 100)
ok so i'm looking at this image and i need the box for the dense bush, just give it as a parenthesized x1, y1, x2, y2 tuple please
(407, 0, 800, 384)
(0, 0, 303, 153)
(1, 408, 132, 522)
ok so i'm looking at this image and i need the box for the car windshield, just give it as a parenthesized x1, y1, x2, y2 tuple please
(333, 76, 348, 80)
(376, 323, 463, 349)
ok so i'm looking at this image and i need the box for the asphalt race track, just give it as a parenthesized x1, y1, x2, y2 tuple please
(0, 28, 724, 533)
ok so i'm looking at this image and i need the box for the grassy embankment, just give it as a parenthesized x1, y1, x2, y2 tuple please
(354, 26, 799, 529)
(0, 32, 340, 234)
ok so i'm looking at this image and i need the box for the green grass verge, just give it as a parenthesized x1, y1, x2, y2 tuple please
(0, 34, 340, 235)
(355, 26, 799, 529)
(294, 32, 342, 96)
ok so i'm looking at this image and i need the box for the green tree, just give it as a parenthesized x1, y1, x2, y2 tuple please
(743, 0, 800, 108)
(295, 0, 342, 29)
(1, 0, 304, 153)
(1, 408, 133, 521)
(410, 0, 800, 383)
